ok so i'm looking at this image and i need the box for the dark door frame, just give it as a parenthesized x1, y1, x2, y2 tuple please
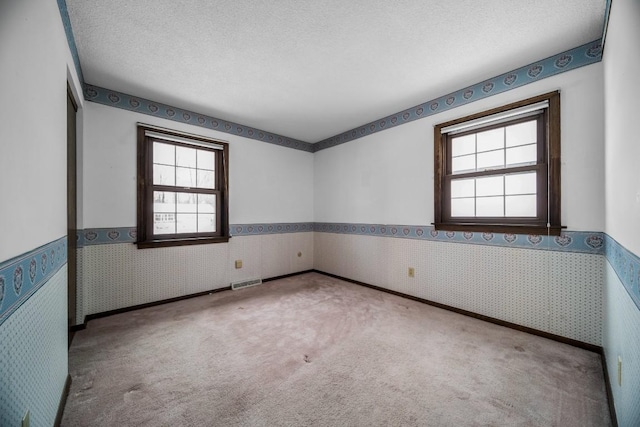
(67, 84, 78, 347)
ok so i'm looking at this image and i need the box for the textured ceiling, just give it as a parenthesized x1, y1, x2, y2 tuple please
(66, 0, 606, 143)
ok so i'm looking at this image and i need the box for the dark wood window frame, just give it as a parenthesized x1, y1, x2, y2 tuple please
(434, 91, 562, 236)
(136, 124, 229, 248)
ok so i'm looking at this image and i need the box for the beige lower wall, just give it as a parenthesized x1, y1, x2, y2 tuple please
(76, 230, 603, 347)
(313, 232, 604, 346)
(77, 233, 313, 320)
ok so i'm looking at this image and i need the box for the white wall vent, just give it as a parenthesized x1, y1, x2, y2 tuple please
(231, 278, 262, 290)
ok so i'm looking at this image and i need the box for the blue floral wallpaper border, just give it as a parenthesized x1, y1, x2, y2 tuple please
(231, 222, 315, 236)
(605, 235, 640, 311)
(77, 223, 604, 255)
(56, 0, 611, 155)
(83, 40, 602, 155)
(0, 237, 68, 326)
(313, 39, 603, 152)
(76, 227, 138, 247)
(83, 84, 314, 153)
(314, 223, 605, 255)
(76, 223, 316, 247)
(56, 0, 84, 85)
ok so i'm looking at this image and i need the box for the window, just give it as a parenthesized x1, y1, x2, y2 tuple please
(136, 124, 229, 248)
(434, 91, 561, 235)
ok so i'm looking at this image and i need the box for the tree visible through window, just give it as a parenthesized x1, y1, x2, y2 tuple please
(433, 91, 561, 235)
(136, 124, 229, 248)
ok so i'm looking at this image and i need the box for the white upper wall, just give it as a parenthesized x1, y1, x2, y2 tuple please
(314, 63, 605, 231)
(0, 0, 83, 261)
(604, 0, 640, 256)
(82, 102, 314, 228)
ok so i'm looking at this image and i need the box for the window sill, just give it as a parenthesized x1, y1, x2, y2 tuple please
(136, 236, 230, 249)
(433, 223, 564, 236)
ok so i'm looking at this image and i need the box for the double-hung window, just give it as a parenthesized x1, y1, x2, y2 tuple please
(434, 91, 561, 235)
(136, 124, 229, 248)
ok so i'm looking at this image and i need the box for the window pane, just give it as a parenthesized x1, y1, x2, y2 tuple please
(153, 191, 175, 211)
(198, 194, 216, 214)
(153, 142, 175, 165)
(451, 178, 474, 198)
(505, 195, 537, 217)
(505, 172, 537, 195)
(452, 154, 476, 174)
(197, 170, 215, 189)
(198, 214, 216, 232)
(451, 134, 475, 157)
(153, 191, 176, 235)
(451, 198, 475, 217)
(176, 146, 197, 168)
(176, 214, 197, 233)
(176, 167, 197, 187)
(476, 196, 504, 217)
(477, 149, 504, 170)
(154, 214, 175, 235)
(153, 164, 175, 186)
(177, 192, 197, 213)
(506, 120, 537, 147)
(197, 150, 215, 170)
(476, 176, 504, 197)
(506, 144, 536, 167)
(476, 128, 504, 152)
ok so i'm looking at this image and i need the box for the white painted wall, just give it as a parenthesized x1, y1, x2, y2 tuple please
(314, 63, 605, 232)
(82, 102, 314, 228)
(603, 1, 640, 426)
(0, 0, 83, 261)
(604, 0, 640, 256)
(0, 0, 84, 425)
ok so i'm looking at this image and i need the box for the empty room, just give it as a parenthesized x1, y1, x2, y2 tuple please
(1, 0, 639, 426)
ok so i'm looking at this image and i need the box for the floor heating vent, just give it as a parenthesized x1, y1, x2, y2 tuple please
(231, 278, 262, 290)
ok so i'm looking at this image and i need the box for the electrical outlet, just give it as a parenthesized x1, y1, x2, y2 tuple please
(235, 260, 242, 269)
(408, 267, 415, 278)
(618, 356, 622, 386)
(22, 410, 29, 427)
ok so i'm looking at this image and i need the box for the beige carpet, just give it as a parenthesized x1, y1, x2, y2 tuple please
(62, 272, 611, 426)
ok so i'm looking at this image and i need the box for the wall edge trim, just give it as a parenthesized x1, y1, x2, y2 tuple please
(54, 375, 72, 427)
(600, 351, 619, 427)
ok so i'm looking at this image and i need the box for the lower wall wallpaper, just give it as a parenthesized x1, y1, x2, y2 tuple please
(314, 231, 603, 346)
(603, 262, 640, 427)
(72, 223, 607, 348)
(76, 232, 314, 322)
(0, 266, 68, 427)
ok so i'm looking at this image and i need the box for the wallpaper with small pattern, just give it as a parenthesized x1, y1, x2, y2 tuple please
(0, 266, 68, 427)
(604, 262, 640, 427)
(314, 231, 604, 345)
